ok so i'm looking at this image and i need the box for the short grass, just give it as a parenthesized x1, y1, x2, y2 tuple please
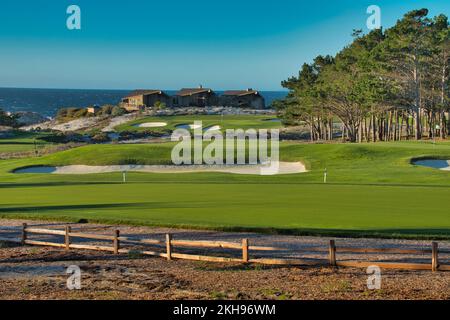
(1, 140, 450, 238)
(114, 114, 282, 133)
(0, 131, 54, 154)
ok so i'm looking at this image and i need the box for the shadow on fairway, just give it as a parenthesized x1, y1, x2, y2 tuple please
(0, 200, 218, 214)
(0, 182, 122, 189)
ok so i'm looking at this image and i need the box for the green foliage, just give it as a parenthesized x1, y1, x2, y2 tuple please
(153, 101, 167, 111)
(97, 105, 126, 117)
(56, 107, 89, 121)
(91, 132, 109, 143)
(55, 105, 125, 122)
(111, 106, 126, 117)
(0, 108, 19, 127)
(39, 132, 85, 143)
(278, 9, 450, 142)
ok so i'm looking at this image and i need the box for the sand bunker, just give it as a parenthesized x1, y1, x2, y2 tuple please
(175, 124, 202, 130)
(14, 162, 306, 176)
(204, 125, 221, 131)
(133, 122, 167, 128)
(412, 159, 450, 171)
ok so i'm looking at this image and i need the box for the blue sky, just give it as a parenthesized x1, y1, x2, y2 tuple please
(0, 0, 448, 90)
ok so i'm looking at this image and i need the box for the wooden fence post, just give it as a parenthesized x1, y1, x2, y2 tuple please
(432, 242, 439, 272)
(329, 240, 337, 267)
(166, 234, 173, 261)
(242, 239, 249, 263)
(113, 230, 120, 254)
(65, 226, 71, 250)
(21, 223, 27, 245)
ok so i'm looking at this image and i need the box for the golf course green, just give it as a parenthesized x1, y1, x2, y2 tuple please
(114, 114, 282, 133)
(0, 131, 55, 154)
(1, 140, 450, 239)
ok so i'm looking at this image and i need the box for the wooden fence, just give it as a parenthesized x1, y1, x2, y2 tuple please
(0, 223, 449, 272)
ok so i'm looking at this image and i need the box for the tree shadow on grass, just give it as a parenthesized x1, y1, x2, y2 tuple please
(0, 182, 122, 189)
(0, 200, 218, 214)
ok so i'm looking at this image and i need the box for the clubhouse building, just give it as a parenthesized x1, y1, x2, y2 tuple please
(121, 90, 172, 112)
(121, 86, 266, 111)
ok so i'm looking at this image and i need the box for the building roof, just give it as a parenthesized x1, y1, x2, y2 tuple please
(222, 89, 261, 97)
(176, 88, 213, 97)
(124, 90, 166, 98)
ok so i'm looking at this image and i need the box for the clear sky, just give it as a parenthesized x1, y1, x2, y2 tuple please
(0, 0, 448, 91)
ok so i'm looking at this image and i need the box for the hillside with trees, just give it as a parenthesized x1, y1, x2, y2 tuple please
(276, 9, 449, 143)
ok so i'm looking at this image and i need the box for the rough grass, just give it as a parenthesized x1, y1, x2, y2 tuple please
(0, 131, 54, 153)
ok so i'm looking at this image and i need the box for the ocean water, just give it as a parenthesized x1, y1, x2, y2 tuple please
(0, 88, 287, 118)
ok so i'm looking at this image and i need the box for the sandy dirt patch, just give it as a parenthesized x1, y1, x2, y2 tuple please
(1, 219, 450, 300)
(23, 117, 103, 132)
(101, 113, 143, 132)
(13, 162, 307, 176)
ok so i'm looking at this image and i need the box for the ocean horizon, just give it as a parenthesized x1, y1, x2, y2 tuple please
(0, 87, 288, 117)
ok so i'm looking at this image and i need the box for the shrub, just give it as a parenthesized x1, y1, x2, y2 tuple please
(0, 108, 19, 127)
(91, 132, 109, 143)
(111, 106, 126, 117)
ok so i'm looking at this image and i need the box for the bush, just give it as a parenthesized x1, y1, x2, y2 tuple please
(111, 106, 126, 117)
(153, 101, 167, 111)
(40, 132, 86, 143)
(91, 132, 109, 143)
(56, 107, 89, 121)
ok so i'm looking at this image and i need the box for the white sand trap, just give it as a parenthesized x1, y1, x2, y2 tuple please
(14, 162, 306, 176)
(133, 122, 167, 128)
(176, 124, 202, 130)
(412, 159, 450, 171)
(204, 125, 221, 132)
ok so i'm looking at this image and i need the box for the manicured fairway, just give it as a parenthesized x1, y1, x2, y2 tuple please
(1, 182, 449, 238)
(1, 140, 450, 238)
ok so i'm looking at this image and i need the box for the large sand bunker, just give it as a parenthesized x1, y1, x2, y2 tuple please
(412, 159, 450, 171)
(133, 122, 168, 128)
(14, 162, 306, 176)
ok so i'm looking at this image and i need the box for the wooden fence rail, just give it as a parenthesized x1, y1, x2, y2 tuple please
(0, 224, 448, 272)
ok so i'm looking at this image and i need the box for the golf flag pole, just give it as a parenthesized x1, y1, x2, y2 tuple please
(324, 168, 327, 184)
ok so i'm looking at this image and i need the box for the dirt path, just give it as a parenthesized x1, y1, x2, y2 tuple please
(2, 219, 450, 300)
(1, 244, 449, 300)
